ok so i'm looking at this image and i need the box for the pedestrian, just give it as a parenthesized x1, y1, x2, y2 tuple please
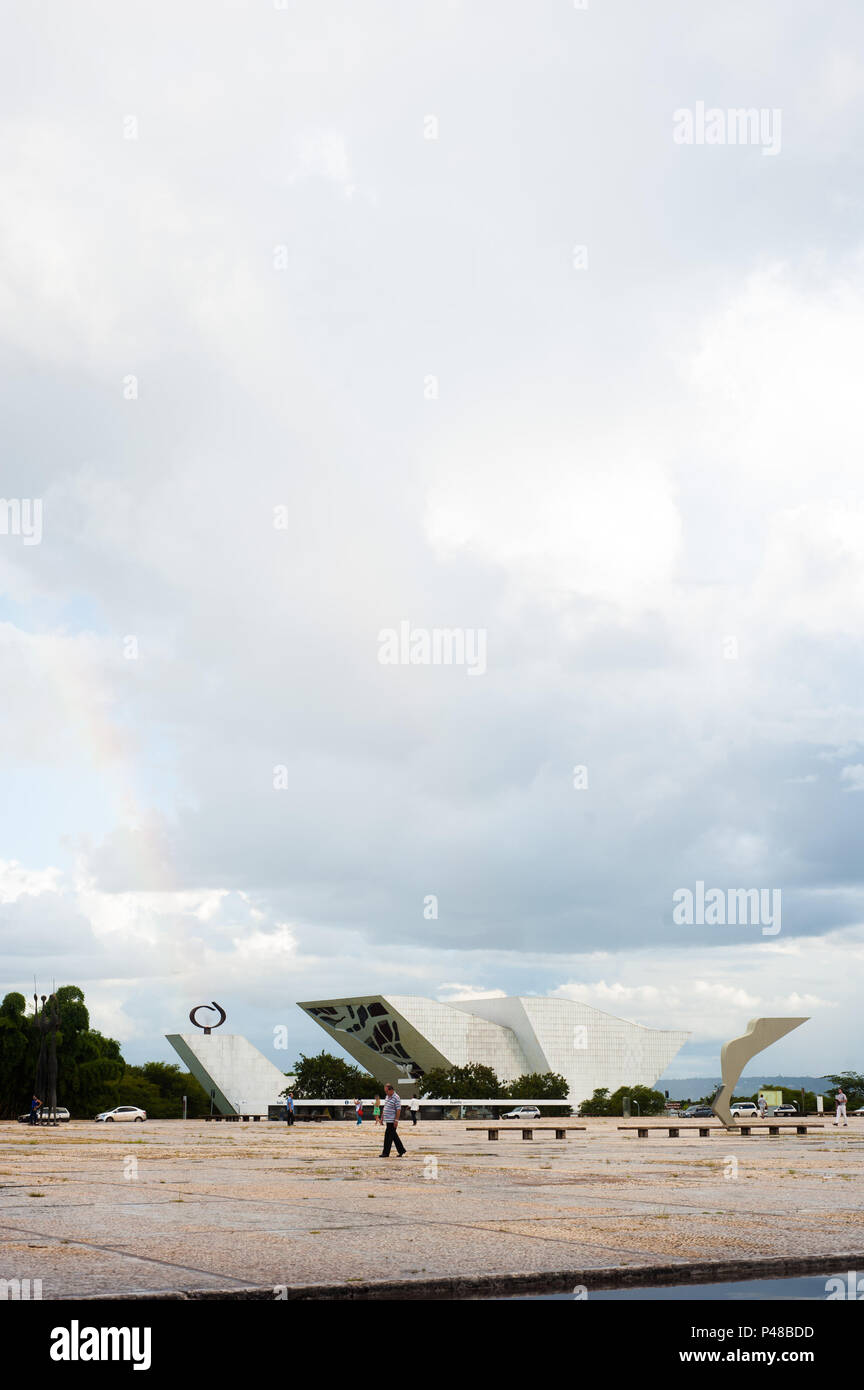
(284, 1093, 295, 1127)
(833, 1088, 848, 1127)
(379, 1083, 405, 1158)
(373, 1096, 382, 1126)
(758, 1093, 767, 1118)
(410, 1096, 419, 1126)
(355, 1098, 363, 1126)
(29, 1095, 41, 1126)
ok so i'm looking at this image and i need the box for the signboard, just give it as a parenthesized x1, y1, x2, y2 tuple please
(759, 1089, 782, 1106)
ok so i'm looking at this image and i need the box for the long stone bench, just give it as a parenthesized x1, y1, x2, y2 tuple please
(204, 1114, 262, 1122)
(618, 1122, 824, 1138)
(465, 1125, 586, 1141)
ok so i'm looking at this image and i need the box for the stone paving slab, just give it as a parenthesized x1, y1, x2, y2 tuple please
(1, 1117, 863, 1298)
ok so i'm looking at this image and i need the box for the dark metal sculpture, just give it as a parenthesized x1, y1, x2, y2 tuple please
(189, 1001, 227, 1035)
(32, 993, 60, 1126)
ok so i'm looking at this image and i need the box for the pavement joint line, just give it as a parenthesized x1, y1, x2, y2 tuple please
(66, 1248, 864, 1303)
(0, 1220, 266, 1286)
(0, 1206, 728, 1267)
(6, 1181, 861, 1230)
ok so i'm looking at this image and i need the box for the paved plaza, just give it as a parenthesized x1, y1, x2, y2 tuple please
(1, 1118, 862, 1299)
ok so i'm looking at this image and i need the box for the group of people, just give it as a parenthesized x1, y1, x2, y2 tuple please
(755, 1089, 849, 1125)
(281, 1085, 420, 1156)
(353, 1088, 419, 1156)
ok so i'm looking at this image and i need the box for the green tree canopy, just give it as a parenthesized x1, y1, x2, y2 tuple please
(0, 985, 125, 1118)
(122, 1062, 211, 1117)
(826, 1073, 864, 1109)
(0, 992, 31, 1118)
(417, 1063, 503, 1099)
(289, 1050, 381, 1100)
(578, 1087, 613, 1116)
(0, 984, 206, 1119)
(608, 1085, 666, 1116)
(507, 1072, 569, 1099)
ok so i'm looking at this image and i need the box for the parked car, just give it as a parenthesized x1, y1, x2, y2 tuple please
(772, 1103, 798, 1116)
(17, 1106, 71, 1123)
(730, 1102, 759, 1116)
(502, 1106, 541, 1120)
(95, 1105, 147, 1123)
(851, 1107, 864, 1116)
(682, 1105, 715, 1117)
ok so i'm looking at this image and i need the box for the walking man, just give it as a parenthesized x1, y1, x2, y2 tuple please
(758, 1093, 767, 1118)
(29, 1095, 41, 1126)
(379, 1083, 405, 1157)
(834, 1088, 848, 1127)
(284, 1093, 294, 1127)
(410, 1096, 419, 1126)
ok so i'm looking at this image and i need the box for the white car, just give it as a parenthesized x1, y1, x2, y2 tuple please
(17, 1106, 71, 1123)
(730, 1102, 759, 1116)
(502, 1106, 542, 1120)
(95, 1105, 147, 1123)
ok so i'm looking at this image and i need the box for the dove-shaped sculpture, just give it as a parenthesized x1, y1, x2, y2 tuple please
(711, 1017, 808, 1128)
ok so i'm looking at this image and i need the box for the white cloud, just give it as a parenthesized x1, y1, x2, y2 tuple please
(0, 861, 62, 903)
(1, 2, 864, 1071)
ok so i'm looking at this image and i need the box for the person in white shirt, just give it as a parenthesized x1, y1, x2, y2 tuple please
(833, 1088, 848, 1127)
(379, 1085, 405, 1157)
(410, 1096, 420, 1126)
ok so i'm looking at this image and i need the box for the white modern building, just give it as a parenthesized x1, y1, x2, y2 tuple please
(298, 995, 690, 1106)
(166, 1031, 289, 1116)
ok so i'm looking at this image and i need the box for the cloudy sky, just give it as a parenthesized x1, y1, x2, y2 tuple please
(2, 0, 863, 1079)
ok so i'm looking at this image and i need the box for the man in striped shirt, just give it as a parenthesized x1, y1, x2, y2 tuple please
(379, 1084, 406, 1157)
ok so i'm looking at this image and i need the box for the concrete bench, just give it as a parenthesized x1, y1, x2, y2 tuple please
(619, 1122, 824, 1139)
(204, 1114, 262, 1122)
(736, 1122, 823, 1136)
(465, 1125, 586, 1142)
(619, 1124, 716, 1138)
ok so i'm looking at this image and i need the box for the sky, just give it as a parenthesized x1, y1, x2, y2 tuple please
(1, 0, 863, 1080)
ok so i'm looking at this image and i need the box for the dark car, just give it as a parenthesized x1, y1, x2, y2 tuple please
(682, 1105, 715, 1118)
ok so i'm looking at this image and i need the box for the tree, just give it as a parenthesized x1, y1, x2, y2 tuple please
(578, 1087, 613, 1116)
(507, 1072, 569, 1099)
(608, 1085, 666, 1116)
(417, 1063, 502, 1099)
(0, 993, 32, 1118)
(289, 1050, 381, 1100)
(122, 1062, 211, 1117)
(52, 987, 125, 1116)
(826, 1073, 864, 1110)
(0, 985, 126, 1118)
(0, 983, 219, 1119)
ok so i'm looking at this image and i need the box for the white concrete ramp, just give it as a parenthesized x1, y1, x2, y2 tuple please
(166, 1032, 288, 1115)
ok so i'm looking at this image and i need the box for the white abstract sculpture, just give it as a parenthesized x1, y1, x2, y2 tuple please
(711, 1017, 808, 1128)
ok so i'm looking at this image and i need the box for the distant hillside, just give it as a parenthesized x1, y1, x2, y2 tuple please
(658, 1075, 832, 1101)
